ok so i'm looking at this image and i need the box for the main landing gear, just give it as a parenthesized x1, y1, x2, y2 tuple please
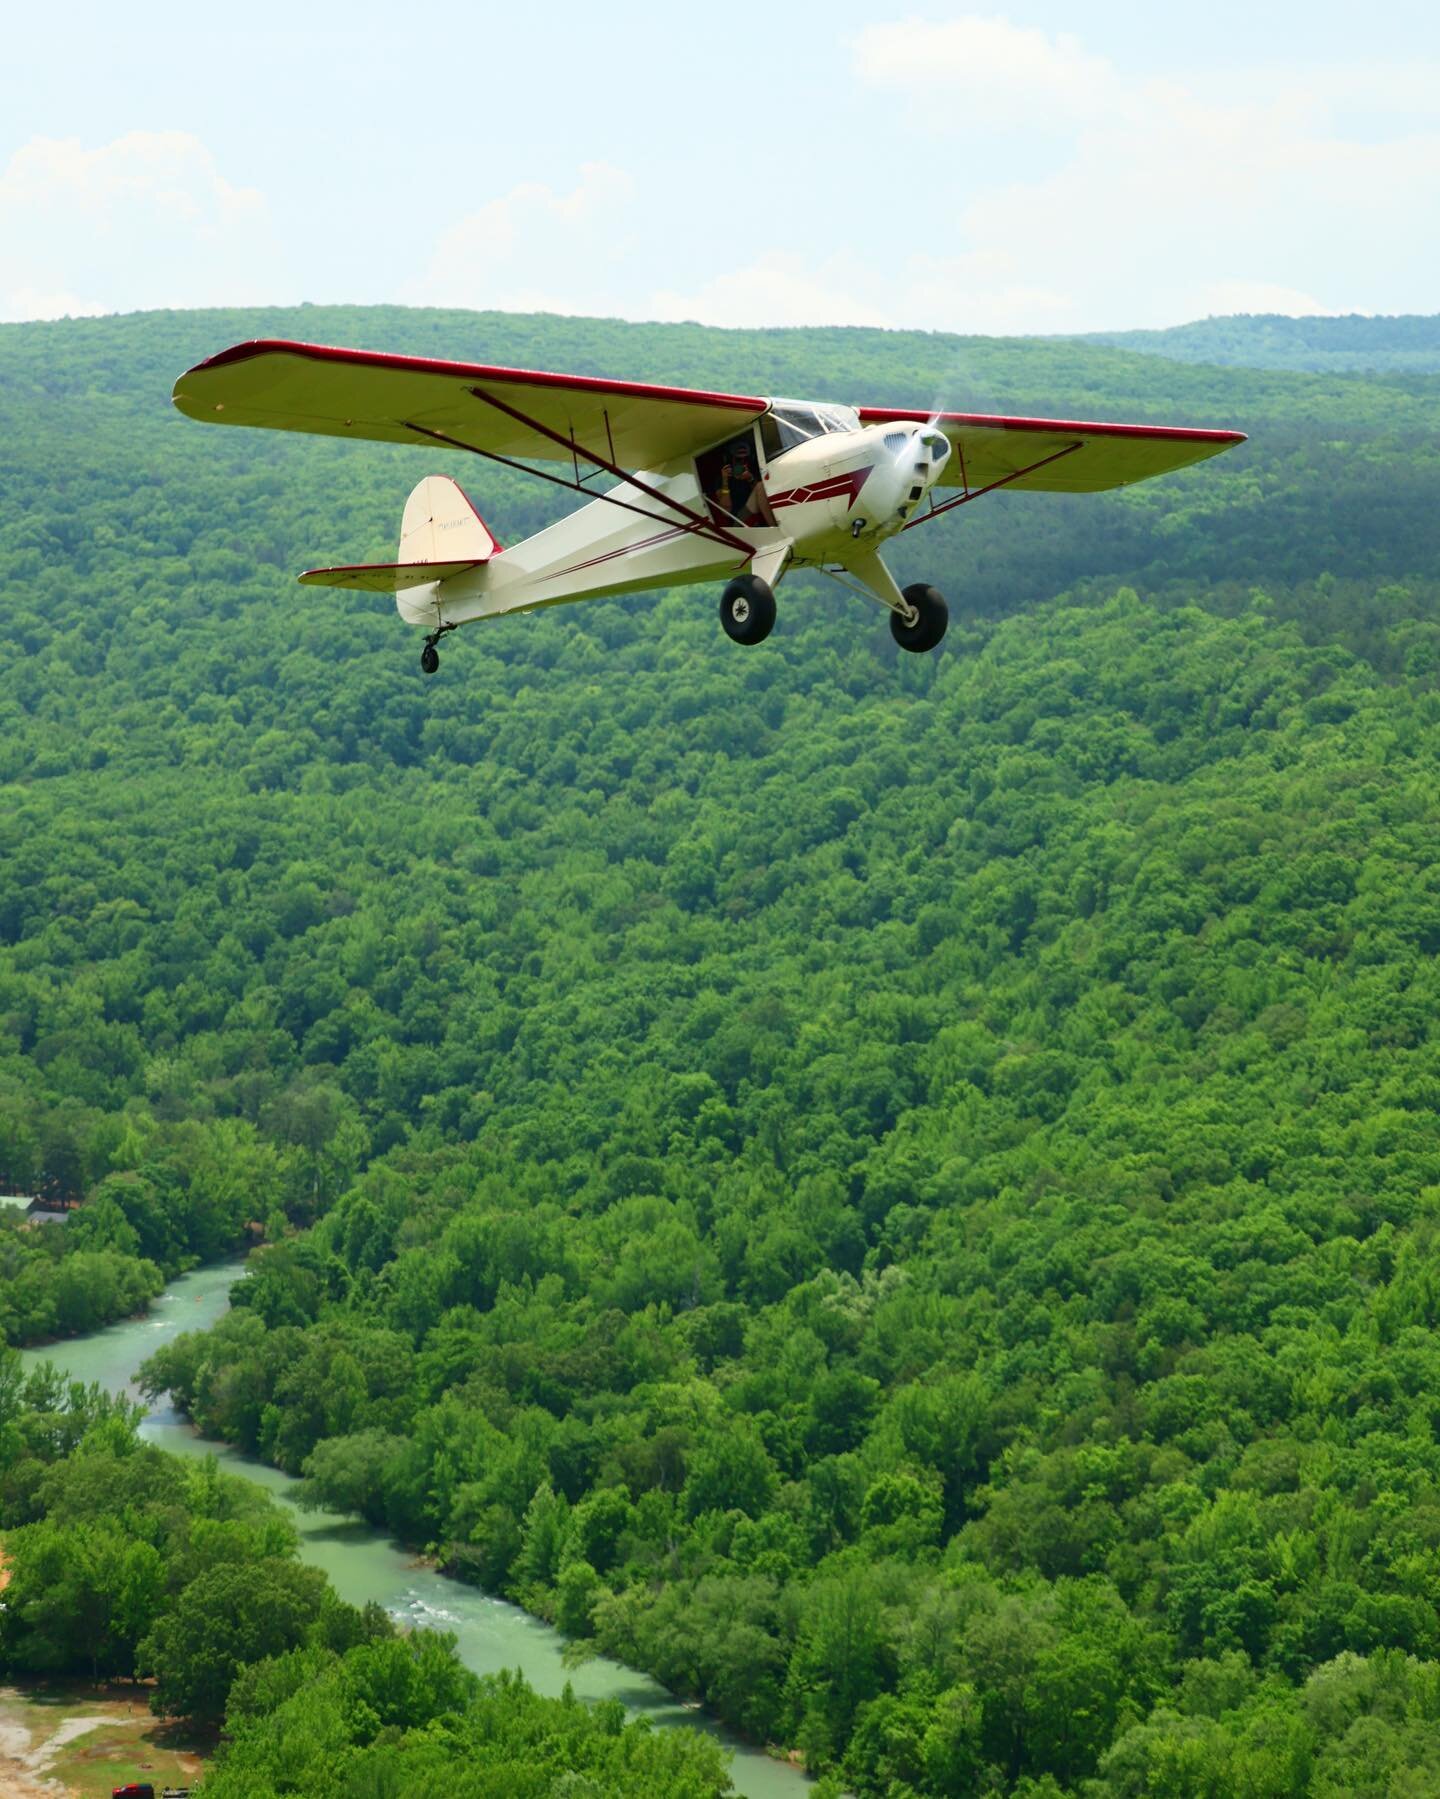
(719, 574, 776, 645)
(890, 584, 949, 654)
(821, 551, 950, 655)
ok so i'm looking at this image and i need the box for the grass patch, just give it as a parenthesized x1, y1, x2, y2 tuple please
(0, 1686, 209, 1797)
(48, 1716, 205, 1797)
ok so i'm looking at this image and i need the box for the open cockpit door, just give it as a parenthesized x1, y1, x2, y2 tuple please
(695, 426, 777, 530)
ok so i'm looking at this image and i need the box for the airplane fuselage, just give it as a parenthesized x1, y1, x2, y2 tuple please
(396, 414, 952, 630)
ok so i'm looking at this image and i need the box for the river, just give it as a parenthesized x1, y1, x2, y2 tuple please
(18, 1261, 809, 1799)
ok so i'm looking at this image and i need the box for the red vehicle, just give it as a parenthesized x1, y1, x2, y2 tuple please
(111, 1786, 153, 1799)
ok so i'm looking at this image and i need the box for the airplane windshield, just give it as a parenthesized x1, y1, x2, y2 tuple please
(761, 401, 862, 460)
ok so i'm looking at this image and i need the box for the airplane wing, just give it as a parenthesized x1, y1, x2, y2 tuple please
(858, 407, 1245, 494)
(173, 340, 768, 471)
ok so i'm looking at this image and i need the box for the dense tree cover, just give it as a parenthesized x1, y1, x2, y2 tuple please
(0, 1217, 163, 1343)
(0, 1347, 363, 1699)
(0, 1126, 298, 1340)
(134, 579, 1440, 1788)
(0, 1349, 732, 1792)
(1086, 312, 1440, 373)
(204, 1658, 732, 1798)
(5, 306, 1440, 1788)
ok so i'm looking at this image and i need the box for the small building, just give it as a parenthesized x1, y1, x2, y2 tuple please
(0, 1193, 79, 1226)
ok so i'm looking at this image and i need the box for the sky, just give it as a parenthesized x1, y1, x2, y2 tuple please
(1, 0, 1437, 335)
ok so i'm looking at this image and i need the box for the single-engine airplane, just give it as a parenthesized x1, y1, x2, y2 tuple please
(172, 340, 1244, 672)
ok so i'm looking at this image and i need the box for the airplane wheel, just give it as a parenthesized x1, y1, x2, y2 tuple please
(420, 641, 440, 675)
(890, 584, 949, 653)
(719, 575, 776, 645)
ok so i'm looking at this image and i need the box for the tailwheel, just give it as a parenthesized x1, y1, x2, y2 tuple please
(890, 583, 949, 654)
(420, 639, 441, 675)
(719, 574, 777, 645)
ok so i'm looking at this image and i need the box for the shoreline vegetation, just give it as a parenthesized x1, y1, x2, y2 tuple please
(12, 1266, 804, 1794)
(6, 304, 1440, 1792)
(0, 1355, 742, 1794)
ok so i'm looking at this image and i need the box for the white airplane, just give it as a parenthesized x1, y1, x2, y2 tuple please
(173, 340, 1244, 673)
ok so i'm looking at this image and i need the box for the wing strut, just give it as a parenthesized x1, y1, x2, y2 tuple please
(902, 440, 1084, 532)
(467, 384, 754, 557)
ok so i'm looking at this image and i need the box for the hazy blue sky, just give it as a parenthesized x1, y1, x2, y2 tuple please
(2, 1, 1436, 333)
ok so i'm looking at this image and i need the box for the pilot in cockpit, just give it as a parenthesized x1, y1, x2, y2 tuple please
(723, 442, 759, 520)
(709, 435, 766, 525)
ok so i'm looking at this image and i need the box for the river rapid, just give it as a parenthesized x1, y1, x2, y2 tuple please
(18, 1261, 809, 1799)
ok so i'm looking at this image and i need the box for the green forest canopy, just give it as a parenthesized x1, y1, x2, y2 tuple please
(3, 305, 1440, 1793)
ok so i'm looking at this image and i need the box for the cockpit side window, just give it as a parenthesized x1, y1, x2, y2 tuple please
(759, 413, 786, 461)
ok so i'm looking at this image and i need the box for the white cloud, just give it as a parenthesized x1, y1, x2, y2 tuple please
(406, 164, 637, 313)
(0, 131, 279, 316)
(1, 131, 263, 226)
(849, 17, 1440, 330)
(878, 249, 1077, 337)
(1184, 281, 1333, 320)
(0, 286, 109, 324)
(644, 247, 1080, 341)
(852, 15, 1116, 126)
(648, 256, 892, 330)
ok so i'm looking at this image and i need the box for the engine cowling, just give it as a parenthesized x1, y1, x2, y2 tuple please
(866, 423, 951, 533)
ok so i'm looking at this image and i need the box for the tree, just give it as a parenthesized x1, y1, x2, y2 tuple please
(140, 1558, 331, 1723)
(791, 1567, 895, 1764)
(0, 1517, 163, 1679)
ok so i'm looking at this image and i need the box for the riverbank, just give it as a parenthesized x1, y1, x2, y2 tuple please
(0, 1682, 207, 1798)
(18, 1260, 811, 1799)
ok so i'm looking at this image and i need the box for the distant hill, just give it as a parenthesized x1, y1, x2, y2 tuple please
(4, 301, 1438, 639)
(1080, 311, 1440, 372)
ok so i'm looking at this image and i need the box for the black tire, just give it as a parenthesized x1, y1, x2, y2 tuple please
(719, 574, 777, 645)
(420, 641, 440, 675)
(890, 584, 949, 654)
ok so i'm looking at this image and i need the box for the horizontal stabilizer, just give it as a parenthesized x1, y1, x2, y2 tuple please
(298, 560, 484, 595)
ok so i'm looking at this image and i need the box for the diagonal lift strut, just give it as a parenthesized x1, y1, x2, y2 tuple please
(467, 385, 754, 557)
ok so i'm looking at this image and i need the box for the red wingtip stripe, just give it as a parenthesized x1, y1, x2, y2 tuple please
(859, 406, 1245, 445)
(185, 338, 769, 416)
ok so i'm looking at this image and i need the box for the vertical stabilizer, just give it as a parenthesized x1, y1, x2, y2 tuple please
(400, 475, 499, 564)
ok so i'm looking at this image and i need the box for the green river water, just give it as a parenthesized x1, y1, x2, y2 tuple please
(19, 1260, 809, 1798)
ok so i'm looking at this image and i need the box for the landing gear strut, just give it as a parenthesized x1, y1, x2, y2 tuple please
(719, 574, 777, 645)
(890, 584, 949, 654)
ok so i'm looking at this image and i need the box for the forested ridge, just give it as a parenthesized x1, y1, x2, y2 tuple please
(1084, 312, 1440, 374)
(4, 305, 1440, 1793)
